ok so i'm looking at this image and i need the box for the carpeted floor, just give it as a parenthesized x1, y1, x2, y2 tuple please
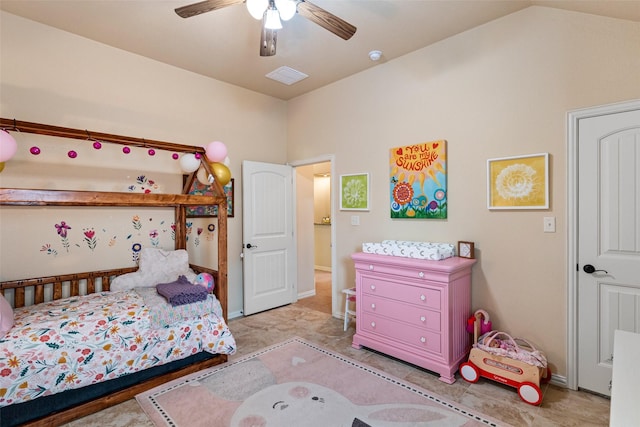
(63, 273, 611, 427)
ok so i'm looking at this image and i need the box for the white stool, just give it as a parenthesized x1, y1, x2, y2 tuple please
(342, 287, 357, 331)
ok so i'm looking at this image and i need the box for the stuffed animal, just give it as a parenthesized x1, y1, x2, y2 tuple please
(194, 272, 214, 293)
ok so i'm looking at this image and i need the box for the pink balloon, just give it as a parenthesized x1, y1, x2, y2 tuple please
(0, 130, 18, 162)
(206, 141, 228, 163)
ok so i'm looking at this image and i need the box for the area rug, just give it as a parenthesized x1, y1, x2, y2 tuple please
(136, 337, 508, 427)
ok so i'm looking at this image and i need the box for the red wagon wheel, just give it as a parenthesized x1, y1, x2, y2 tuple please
(518, 382, 543, 405)
(459, 362, 480, 383)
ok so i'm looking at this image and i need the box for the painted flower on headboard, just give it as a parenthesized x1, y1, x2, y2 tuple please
(40, 243, 58, 256)
(127, 175, 161, 193)
(83, 228, 97, 251)
(149, 229, 159, 247)
(132, 215, 142, 230)
(55, 221, 72, 252)
(186, 221, 193, 242)
(194, 227, 203, 247)
(131, 243, 142, 263)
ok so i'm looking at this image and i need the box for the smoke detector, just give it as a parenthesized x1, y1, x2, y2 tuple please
(368, 50, 382, 61)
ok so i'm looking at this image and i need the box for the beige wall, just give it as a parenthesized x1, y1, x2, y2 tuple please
(0, 11, 288, 317)
(287, 6, 640, 378)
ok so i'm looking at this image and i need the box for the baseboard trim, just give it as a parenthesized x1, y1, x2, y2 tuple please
(228, 310, 244, 319)
(550, 372, 567, 388)
(297, 290, 316, 299)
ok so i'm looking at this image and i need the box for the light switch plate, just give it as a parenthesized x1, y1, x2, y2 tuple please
(351, 215, 360, 226)
(543, 216, 556, 233)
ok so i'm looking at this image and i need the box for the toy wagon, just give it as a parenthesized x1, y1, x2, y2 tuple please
(460, 329, 551, 405)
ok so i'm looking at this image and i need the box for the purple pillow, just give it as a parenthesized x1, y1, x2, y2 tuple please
(0, 294, 14, 338)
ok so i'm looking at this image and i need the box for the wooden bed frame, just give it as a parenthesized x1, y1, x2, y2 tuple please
(0, 187, 230, 427)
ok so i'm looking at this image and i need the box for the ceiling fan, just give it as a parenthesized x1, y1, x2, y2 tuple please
(175, 0, 357, 57)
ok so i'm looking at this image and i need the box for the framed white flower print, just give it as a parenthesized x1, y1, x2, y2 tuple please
(340, 173, 370, 211)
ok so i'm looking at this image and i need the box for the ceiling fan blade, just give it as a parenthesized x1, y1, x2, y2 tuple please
(175, 0, 244, 18)
(260, 25, 277, 57)
(296, 0, 356, 40)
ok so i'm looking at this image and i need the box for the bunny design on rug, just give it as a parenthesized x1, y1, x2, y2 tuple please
(230, 381, 470, 427)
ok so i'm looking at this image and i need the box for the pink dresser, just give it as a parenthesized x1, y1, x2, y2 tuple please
(351, 252, 476, 384)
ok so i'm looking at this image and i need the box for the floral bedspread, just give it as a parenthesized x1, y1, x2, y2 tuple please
(0, 290, 236, 407)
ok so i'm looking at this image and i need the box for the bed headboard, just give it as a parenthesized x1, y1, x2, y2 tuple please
(0, 188, 229, 320)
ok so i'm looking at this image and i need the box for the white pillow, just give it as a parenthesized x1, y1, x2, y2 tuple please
(111, 248, 196, 291)
(0, 293, 14, 338)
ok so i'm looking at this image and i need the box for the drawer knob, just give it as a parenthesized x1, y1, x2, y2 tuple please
(370, 284, 376, 291)
(371, 303, 376, 309)
(420, 316, 426, 322)
(371, 321, 376, 328)
(368, 264, 374, 270)
(420, 337, 426, 343)
(418, 271, 424, 278)
(420, 294, 426, 301)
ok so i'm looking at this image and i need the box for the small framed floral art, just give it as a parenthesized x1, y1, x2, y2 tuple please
(184, 178, 234, 217)
(340, 173, 370, 211)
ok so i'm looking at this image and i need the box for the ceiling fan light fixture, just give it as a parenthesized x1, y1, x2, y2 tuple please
(247, 0, 268, 19)
(275, 0, 297, 21)
(264, 7, 283, 30)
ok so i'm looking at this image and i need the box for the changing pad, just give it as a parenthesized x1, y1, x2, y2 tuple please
(362, 240, 455, 260)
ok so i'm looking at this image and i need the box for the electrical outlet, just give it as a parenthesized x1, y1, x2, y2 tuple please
(351, 215, 360, 226)
(543, 216, 556, 233)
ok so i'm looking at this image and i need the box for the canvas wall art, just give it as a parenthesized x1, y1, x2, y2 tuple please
(487, 153, 549, 209)
(389, 140, 447, 219)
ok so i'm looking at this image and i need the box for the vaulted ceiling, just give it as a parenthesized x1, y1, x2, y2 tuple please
(1, 1, 638, 100)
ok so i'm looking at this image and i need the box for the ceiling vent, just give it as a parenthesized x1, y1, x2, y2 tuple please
(266, 66, 309, 85)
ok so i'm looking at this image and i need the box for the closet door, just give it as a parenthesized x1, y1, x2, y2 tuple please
(577, 104, 640, 396)
(242, 160, 295, 315)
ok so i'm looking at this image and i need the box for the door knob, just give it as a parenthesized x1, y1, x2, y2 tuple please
(245, 243, 257, 249)
(583, 264, 608, 274)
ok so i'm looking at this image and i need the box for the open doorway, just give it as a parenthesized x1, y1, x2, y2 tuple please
(292, 158, 336, 316)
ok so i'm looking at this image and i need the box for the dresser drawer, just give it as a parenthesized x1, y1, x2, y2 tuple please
(361, 276, 441, 310)
(361, 294, 441, 331)
(360, 312, 442, 354)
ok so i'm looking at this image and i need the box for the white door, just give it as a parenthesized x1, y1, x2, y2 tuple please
(242, 160, 295, 315)
(577, 104, 640, 396)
